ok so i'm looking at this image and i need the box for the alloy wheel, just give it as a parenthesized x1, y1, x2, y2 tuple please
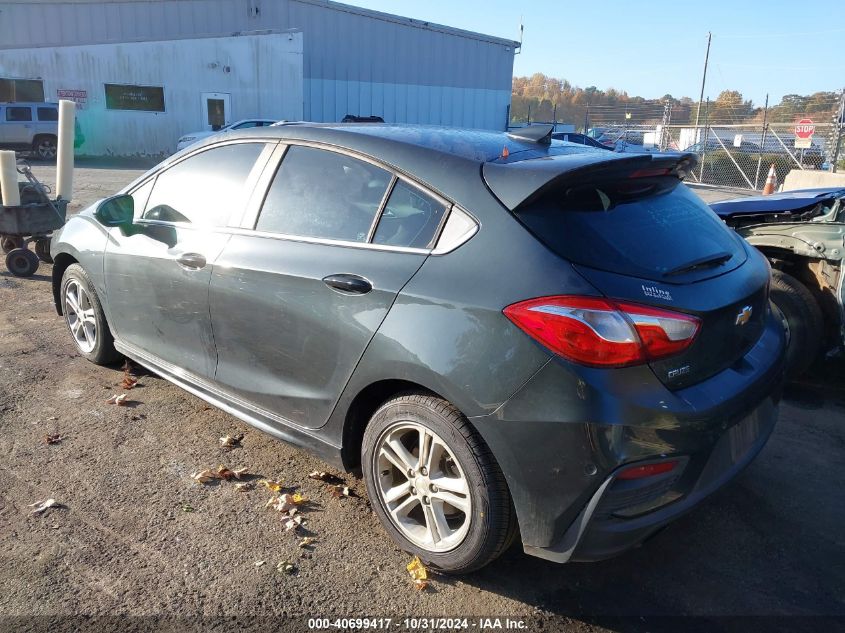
(374, 422, 472, 552)
(36, 139, 57, 160)
(64, 280, 97, 353)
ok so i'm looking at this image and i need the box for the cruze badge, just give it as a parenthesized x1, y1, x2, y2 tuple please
(735, 306, 753, 326)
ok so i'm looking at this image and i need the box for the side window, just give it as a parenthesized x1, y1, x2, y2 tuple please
(372, 181, 448, 248)
(256, 145, 392, 242)
(6, 107, 32, 122)
(36, 107, 59, 121)
(142, 143, 265, 226)
(232, 121, 259, 130)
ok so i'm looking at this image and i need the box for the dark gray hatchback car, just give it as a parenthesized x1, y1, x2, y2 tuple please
(50, 124, 785, 573)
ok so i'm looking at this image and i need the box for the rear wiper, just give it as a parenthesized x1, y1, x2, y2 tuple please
(664, 251, 732, 277)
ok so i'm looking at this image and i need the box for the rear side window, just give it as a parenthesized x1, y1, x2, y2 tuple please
(372, 181, 448, 248)
(5, 107, 32, 122)
(142, 142, 265, 226)
(516, 181, 745, 281)
(37, 107, 58, 121)
(256, 145, 392, 242)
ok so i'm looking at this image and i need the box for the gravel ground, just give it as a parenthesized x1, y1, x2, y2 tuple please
(0, 163, 842, 633)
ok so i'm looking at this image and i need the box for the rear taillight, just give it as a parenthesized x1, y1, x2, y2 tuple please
(503, 296, 700, 368)
(616, 460, 679, 480)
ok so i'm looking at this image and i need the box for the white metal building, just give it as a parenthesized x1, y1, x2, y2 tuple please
(0, 0, 518, 156)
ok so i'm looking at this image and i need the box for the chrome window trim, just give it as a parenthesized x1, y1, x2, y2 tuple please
(225, 226, 431, 255)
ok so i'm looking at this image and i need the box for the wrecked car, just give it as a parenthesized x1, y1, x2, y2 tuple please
(711, 188, 845, 377)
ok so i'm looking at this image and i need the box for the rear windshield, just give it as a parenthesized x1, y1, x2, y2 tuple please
(515, 179, 746, 281)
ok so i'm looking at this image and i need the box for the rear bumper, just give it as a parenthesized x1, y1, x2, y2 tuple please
(532, 395, 778, 563)
(470, 310, 785, 563)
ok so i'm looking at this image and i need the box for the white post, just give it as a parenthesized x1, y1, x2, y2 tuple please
(56, 99, 76, 201)
(0, 150, 21, 206)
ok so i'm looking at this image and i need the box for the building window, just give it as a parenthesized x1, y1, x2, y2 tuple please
(0, 78, 44, 102)
(104, 84, 165, 112)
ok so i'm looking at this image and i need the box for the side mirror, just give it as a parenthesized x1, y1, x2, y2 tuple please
(95, 194, 134, 227)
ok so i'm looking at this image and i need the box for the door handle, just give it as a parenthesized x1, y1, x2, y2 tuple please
(322, 274, 372, 294)
(175, 252, 207, 270)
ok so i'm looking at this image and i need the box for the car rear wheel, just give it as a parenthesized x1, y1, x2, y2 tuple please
(362, 393, 517, 573)
(32, 136, 58, 161)
(61, 264, 121, 365)
(770, 269, 823, 379)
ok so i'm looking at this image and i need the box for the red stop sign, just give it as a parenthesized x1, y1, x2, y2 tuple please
(795, 118, 815, 139)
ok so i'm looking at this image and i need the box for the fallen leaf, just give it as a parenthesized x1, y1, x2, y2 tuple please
(216, 465, 248, 481)
(219, 434, 244, 450)
(181, 504, 195, 513)
(234, 482, 253, 492)
(121, 376, 138, 390)
(277, 560, 296, 575)
(406, 556, 429, 591)
(308, 471, 344, 485)
(29, 499, 59, 515)
(257, 479, 284, 493)
(44, 434, 64, 445)
(330, 485, 354, 499)
(283, 515, 305, 531)
(105, 393, 128, 406)
(254, 560, 265, 567)
(190, 469, 219, 484)
(266, 492, 307, 513)
(298, 537, 316, 548)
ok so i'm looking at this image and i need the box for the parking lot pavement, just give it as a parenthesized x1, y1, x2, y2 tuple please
(0, 164, 842, 631)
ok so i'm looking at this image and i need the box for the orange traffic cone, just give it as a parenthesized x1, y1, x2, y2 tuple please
(762, 163, 777, 195)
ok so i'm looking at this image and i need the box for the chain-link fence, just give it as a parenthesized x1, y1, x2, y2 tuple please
(508, 87, 845, 191)
(661, 122, 841, 189)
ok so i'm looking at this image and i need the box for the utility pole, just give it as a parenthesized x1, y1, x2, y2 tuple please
(833, 88, 845, 173)
(693, 32, 712, 140)
(754, 93, 769, 189)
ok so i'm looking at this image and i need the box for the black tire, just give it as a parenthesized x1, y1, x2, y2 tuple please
(5, 247, 39, 277)
(34, 238, 53, 263)
(770, 269, 824, 379)
(1, 235, 24, 254)
(60, 263, 121, 365)
(32, 135, 58, 162)
(362, 393, 518, 574)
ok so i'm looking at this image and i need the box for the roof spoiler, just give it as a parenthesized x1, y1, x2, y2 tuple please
(506, 124, 554, 145)
(483, 152, 698, 211)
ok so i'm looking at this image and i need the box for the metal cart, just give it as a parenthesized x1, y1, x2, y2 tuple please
(0, 161, 67, 277)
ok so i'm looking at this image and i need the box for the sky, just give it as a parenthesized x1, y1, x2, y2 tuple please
(352, 0, 844, 107)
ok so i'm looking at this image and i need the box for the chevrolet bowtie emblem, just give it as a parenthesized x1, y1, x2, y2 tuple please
(735, 306, 753, 326)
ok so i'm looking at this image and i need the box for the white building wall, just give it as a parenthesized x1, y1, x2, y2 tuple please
(0, 0, 517, 131)
(0, 32, 304, 156)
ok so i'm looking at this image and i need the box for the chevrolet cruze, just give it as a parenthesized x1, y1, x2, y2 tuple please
(50, 123, 785, 572)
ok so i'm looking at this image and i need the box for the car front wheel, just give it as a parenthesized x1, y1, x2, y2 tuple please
(362, 393, 517, 573)
(770, 269, 823, 379)
(61, 264, 121, 365)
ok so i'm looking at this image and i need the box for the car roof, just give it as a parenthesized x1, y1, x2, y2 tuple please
(225, 122, 605, 165)
(169, 123, 695, 212)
